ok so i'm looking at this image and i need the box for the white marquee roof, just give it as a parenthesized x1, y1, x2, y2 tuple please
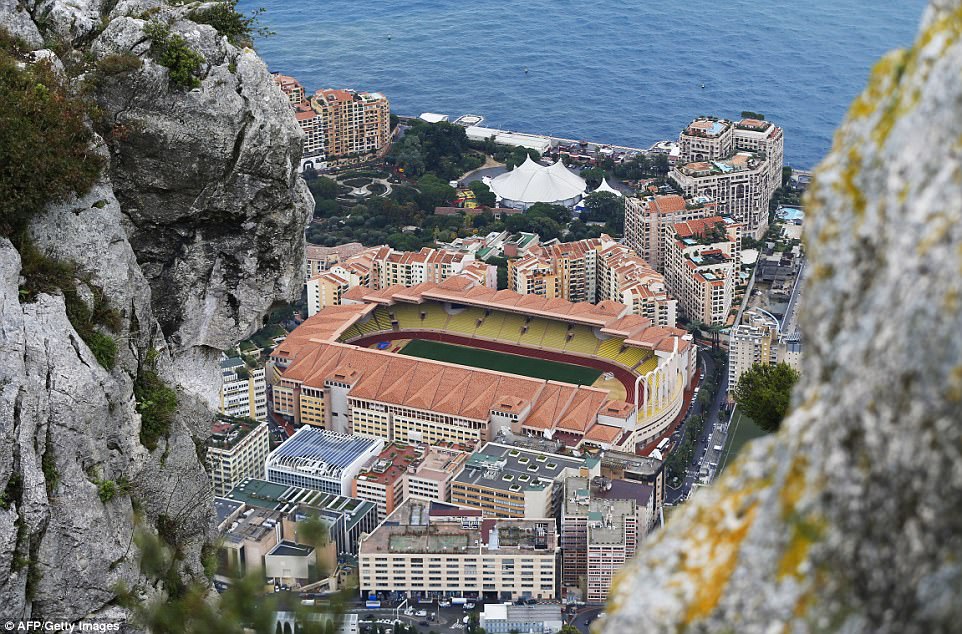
(593, 178, 623, 197)
(489, 157, 587, 204)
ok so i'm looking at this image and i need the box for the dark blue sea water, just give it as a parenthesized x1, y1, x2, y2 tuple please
(239, 0, 928, 169)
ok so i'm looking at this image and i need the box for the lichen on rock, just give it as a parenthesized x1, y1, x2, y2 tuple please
(603, 3, 962, 633)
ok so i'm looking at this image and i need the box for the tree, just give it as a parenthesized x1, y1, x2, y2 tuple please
(469, 180, 497, 207)
(580, 166, 605, 190)
(733, 362, 800, 432)
(417, 173, 456, 210)
(581, 191, 625, 232)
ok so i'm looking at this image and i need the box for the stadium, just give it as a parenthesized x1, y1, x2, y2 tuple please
(270, 276, 696, 453)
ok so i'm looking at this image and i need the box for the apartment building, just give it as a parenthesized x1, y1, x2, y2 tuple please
(352, 442, 470, 522)
(600, 450, 666, 515)
(312, 88, 390, 160)
(507, 235, 676, 327)
(353, 442, 420, 522)
(670, 116, 784, 239)
(306, 246, 496, 316)
(358, 499, 559, 601)
(595, 241, 677, 328)
(272, 74, 390, 169)
(273, 74, 305, 104)
(728, 308, 780, 395)
(220, 357, 267, 421)
(206, 418, 271, 497)
(560, 476, 653, 603)
(220, 477, 379, 556)
(305, 243, 368, 281)
(623, 194, 718, 272)
(406, 444, 470, 504)
(265, 426, 384, 496)
(450, 443, 599, 519)
(664, 216, 742, 326)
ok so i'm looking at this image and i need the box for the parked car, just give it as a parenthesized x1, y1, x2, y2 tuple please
(463, 603, 475, 610)
(415, 610, 427, 617)
(523, 598, 537, 605)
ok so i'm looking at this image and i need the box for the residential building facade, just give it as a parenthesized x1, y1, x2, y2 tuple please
(670, 116, 784, 239)
(560, 476, 653, 603)
(664, 216, 742, 326)
(728, 308, 780, 396)
(623, 194, 718, 273)
(358, 499, 559, 601)
(273, 74, 391, 169)
(507, 235, 677, 327)
(220, 357, 267, 421)
(305, 246, 496, 316)
(206, 418, 271, 497)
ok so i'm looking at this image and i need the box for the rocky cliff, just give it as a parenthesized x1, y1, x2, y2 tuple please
(604, 3, 962, 633)
(0, 0, 311, 623)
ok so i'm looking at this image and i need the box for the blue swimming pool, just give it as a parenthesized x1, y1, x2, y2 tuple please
(779, 207, 805, 221)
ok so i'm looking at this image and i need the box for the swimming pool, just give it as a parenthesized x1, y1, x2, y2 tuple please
(779, 207, 805, 221)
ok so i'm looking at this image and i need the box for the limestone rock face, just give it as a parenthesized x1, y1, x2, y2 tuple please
(0, 0, 311, 623)
(604, 4, 962, 634)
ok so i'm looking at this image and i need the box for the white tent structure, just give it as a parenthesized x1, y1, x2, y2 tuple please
(593, 177, 623, 197)
(489, 157, 587, 210)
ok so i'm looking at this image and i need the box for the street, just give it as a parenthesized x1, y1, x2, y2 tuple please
(664, 348, 729, 505)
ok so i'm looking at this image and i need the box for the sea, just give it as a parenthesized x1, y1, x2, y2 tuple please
(237, 0, 928, 170)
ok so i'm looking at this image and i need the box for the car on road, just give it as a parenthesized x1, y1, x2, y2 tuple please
(523, 598, 537, 605)
(463, 603, 475, 610)
(415, 610, 427, 617)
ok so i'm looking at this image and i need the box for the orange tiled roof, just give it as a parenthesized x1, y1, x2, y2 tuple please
(583, 424, 623, 443)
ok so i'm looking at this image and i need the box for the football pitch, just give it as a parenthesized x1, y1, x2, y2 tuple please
(717, 408, 767, 473)
(399, 339, 602, 385)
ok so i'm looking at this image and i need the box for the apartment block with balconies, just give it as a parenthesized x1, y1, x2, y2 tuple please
(664, 216, 742, 326)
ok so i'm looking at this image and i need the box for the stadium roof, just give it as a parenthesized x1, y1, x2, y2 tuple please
(342, 276, 630, 327)
(279, 341, 609, 422)
(489, 157, 587, 205)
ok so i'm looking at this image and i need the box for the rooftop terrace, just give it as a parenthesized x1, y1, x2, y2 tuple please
(225, 478, 375, 531)
(361, 499, 556, 554)
(454, 442, 587, 493)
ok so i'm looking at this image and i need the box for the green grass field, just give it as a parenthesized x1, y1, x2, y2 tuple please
(717, 408, 767, 473)
(399, 339, 601, 385)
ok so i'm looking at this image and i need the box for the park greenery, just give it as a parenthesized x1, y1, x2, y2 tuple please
(389, 120, 485, 180)
(733, 362, 800, 432)
(580, 191, 625, 233)
(304, 114, 672, 264)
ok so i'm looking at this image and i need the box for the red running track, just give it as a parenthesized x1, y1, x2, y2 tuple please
(348, 330, 640, 405)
